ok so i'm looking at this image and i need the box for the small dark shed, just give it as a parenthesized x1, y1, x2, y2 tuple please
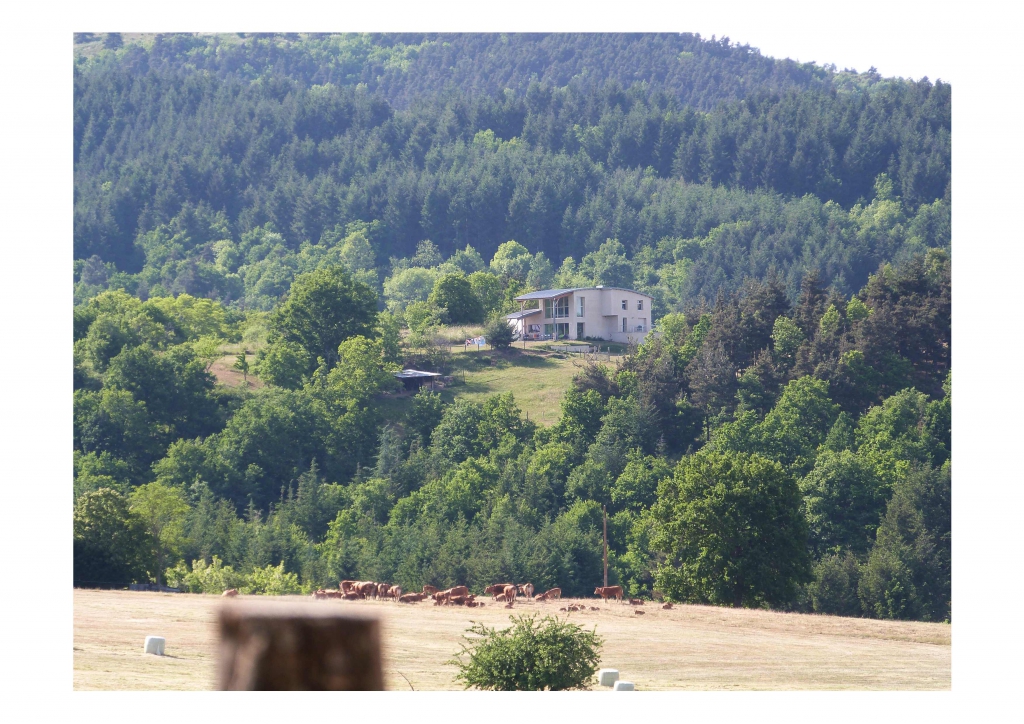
(395, 369, 442, 391)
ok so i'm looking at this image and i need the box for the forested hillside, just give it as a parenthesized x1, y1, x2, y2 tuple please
(74, 32, 950, 309)
(73, 33, 951, 622)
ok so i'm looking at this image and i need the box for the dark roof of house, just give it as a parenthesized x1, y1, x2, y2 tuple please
(395, 369, 442, 379)
(513, 286, 652, 301)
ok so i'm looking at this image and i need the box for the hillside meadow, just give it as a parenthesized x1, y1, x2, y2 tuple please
(210, 340, 613, 427)
(73, 589, 949, 691)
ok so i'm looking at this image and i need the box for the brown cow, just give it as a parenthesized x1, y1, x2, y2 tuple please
(517, 583, 534, 599)
(378, 583, 391, 600)
(503, 585, 517, 604)
(543, 588, 561, 600)
(340, 580, 356, 593)
(594, 585, 623, 602)
(447, 586, 470, 599)
(629, 598, 644, 606)
(486, 583, 514, 599)
(422, 585, 439, 596)
(634, 609, 645, 616)
(355, 581, 376, 599)
(662, 603, 674, 610)
(589, 606, 600, 611)
(342, 592, 361, 600)
(399, 592, 425, 603)
(222, 589, 238, 597)
(390, 586, 403, 601)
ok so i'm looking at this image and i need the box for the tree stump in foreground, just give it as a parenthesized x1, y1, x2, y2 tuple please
(218, 601, 383, 690)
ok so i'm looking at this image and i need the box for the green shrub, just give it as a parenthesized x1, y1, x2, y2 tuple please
(806, 552, 862, 616)
(449, 614, 603, 690)
(242, 562, 302, 595)
(484, 314, 515, 350)
(166, 556, 241, 593)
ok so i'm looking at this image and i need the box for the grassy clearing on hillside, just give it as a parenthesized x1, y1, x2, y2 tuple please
(74, 589, 950, 691)
(445, 347, 592, 426)
(207, 326, 624, 426)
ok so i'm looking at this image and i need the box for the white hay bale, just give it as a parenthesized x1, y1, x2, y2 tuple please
(144, 636, 165, 655)
(598, 668, 619, 687)
(613, 680, 635, 691)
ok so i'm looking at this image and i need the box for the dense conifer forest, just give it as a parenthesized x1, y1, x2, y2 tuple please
(73, 33, 950, 621)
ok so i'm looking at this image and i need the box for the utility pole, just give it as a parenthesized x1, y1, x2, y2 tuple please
(602, 504, 608, 588)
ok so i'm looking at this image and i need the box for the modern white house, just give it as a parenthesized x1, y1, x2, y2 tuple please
(507, 286, 653, 344)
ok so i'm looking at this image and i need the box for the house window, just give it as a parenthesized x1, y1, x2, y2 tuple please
(621, 299, 627, 310)
(544, 323, 553, 336)
(555, 322, 569, 339)
(544, 300, 553, 319)
(576, 296, 585, 317)
(576, 322, 585, 339)
(622, 318, 627, 333)
(637, 299, 643, 310)
(554, 296, 569, 318)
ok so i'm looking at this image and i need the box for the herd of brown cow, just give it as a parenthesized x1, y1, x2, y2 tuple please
(309, 580, 670, 610)
(310, 580, 563, 608)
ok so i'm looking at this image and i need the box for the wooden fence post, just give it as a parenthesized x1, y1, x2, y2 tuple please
(218, 601, 384, 690)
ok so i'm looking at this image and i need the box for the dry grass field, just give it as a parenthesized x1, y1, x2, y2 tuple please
(74, 589, 950, 691)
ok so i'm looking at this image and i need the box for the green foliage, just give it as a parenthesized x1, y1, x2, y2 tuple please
(772, 315, 805, 363)
(652, 450, 811, 607)
(610, 450, 672, 513)
(450, 614, 603, 691)
(449, 244, 486, 274)
(407, 389, 445, 445)
(858, 463, 949, 621)
(376, 311, 403, 365)
(384, 267, 437, 310)
(73, 388, 160, 471)
(322, 336, 400, 405)
(233, 352, 249, 381)
(130, 482, 192, 586)
(166, 556, 241, 593)
(74, 488, 155, 586)
(483, 314, 515, 350)
(273, 266, 378, 370)
(580, 239, 633, 288)
(468, 271, 508, 317)
(70, 35, 952, 620)
(806, 551, 862, 616)
(431, 400, 487, 464)
(242, 562, 303, 595)
(428, 273, 483, 324)
(254, 341, 313, 390)
(489, 241, 532, 281)
(74, 450, 134, 501)
(800, 450, 886, 556)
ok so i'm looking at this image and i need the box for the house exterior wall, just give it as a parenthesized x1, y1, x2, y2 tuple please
(533, 287, 652, 344)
